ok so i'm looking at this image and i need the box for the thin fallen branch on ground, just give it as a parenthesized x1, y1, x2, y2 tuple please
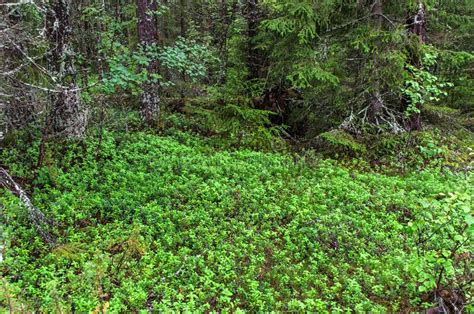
(0, 167, 55, 244)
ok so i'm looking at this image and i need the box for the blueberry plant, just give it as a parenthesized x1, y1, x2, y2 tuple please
(0, 132, 471, 312)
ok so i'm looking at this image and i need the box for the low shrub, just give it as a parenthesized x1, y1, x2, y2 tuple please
(0, 131, 472, 312)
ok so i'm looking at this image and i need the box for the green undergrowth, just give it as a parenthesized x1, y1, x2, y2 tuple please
(316, 128, 473, 174)
(0, 131, 472, 312)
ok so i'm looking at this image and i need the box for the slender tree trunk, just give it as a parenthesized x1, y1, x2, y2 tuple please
(178, 0, 187, 99)
(45, 0, 87, 139)
(136, 0, 160, 127)
(162, 0, 169, 43)
(244, 0, 261, 81)
(409, 2, 427, 43)
(406, 2, 427, 131)
(0, 2, 36, 132)
(219, 0, 229, 83)
(369, 0, 384, 124)
(180, 0, 187, 37)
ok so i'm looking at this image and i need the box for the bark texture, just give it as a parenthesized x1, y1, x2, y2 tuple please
(136, 0, 161, 127)
(244, 0, 262, 81)
(0, 1, 36, 132)
(369, 0, 384, 124)
(409, 3, 427, 43)
(46, 0, 87, 138)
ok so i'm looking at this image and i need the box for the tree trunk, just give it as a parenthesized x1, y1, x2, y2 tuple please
(244, 0, 261, 81)
(368, 0, 384, 124)
(367, 0, 384, 125)
(0, 1, 36, 132)
(162, 0, 169, 43)
(45, 0, 87, 139)
(409, 2, 427, 43)
(136, 0, 160, 127)
(406, 2, 427, 131)
(180, 0, 187, 37)
(372, 0, 383, 29)
(219, 0, 228, 83)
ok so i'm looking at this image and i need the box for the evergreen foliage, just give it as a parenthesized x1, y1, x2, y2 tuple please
(0, 0, 473, 312)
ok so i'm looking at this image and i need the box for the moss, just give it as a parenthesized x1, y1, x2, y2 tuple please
(424, 104, 460, 115)
(318, 129, 367, 155)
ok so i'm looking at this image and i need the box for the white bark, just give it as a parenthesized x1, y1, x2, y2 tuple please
(0, 167, 55, 244)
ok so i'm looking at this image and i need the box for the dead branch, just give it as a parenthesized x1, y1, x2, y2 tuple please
(0, 167, 55, 244)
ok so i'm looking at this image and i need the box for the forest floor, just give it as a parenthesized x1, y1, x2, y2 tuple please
(0, 129, 472, 312)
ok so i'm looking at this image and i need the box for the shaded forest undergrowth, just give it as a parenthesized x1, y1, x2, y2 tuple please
(1, 0, 474, 311)
(0, 127, 472, 312)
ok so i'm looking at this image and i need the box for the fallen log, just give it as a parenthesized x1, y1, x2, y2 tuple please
(0, 167, 55, 244)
